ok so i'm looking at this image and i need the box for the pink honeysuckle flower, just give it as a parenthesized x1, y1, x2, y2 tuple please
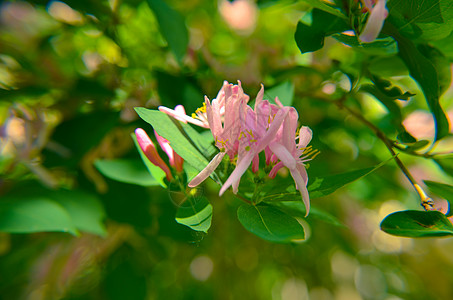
(359, 0, 388, 43)
(154, 131, 184, 173)
(135, 128, 173, 181)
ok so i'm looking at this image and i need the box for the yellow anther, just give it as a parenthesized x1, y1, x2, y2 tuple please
(245, 146, 251, 151)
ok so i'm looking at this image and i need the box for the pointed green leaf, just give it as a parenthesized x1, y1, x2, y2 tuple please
(386, 25, 450, 141)
(0, 198, 78, 235)
(175, 196, 212, 233)
(265, 81, 295, 106)
(134, 108, 211, 172)
(424, 180, 453, 216)
(146, 0, 188, 63)
(380, 210, 453, 237)
(295, 9, 348, 54)
(237, 204, 305, 243)
(95, 159, 159, 186)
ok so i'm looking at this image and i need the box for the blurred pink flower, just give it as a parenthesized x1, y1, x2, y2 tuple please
(219, 0, 258, 33)
(135, 128, 173, 181)
(359, 0, 388, 43)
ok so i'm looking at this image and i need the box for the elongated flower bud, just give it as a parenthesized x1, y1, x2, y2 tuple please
(135, 128, 173, 181)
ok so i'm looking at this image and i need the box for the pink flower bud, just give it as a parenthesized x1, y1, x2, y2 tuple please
(135, 128, 173, 181)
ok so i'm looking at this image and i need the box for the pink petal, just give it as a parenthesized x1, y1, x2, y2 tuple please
(135, 128, 173, 180)
(219, 152, 253, 196)
(158, 106, 208, 128)
(269, 142, 296, 170)
(269, 161, 284, 178)
(289, 168, 310, 216)
(298, 126, 313, 148)
(359, 0, 387, 43)
(188, 152, 226, 187)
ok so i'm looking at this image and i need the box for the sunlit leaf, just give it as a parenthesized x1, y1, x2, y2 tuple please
(237, 204, 305, 243)
(276, 201, 346, 227)
(95, 159, 159, 187)
(434, 155, 453, 177)
(301, 0, 347, 20)
(380, 210, 453, 237)
(0, 198, 78, 235)
(175, 196, 212, 233)
(146, 0, 188, 63)
(332, 34, 397, 55)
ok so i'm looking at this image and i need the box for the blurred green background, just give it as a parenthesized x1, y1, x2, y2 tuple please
(1, 0, 453, 299)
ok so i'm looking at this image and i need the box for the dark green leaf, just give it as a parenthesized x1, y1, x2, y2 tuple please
(388, 0, 453, 41)
(332, 34, 397, 55)
(175, 196, 212, 233)
(301, 0, 347, 19)
(276, 201, 346, 227)
(396, 131, 417, 144)
(403, 140, 430, 152)
(95, 159, 159, 187)
(307, 159, 389, 199)
(424, 180, 453, 216)
(0, 198, 78, 235)
(380, 210, 453, 237)
(387, 25, 450, 141)
(146, 0, 188, 63)
(52, 190, 106, 236)
(295, 9, 348, 54)
(237, 204, 305, 243)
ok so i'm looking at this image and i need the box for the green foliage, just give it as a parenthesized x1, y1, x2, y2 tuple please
(95, 159, 159, 186)
(175, 195, 212, 233)
(424, 180, 453, 216)
(237, 204, 305, 243)
(146, 0, 188, 63)
(381, 210, 453, 237)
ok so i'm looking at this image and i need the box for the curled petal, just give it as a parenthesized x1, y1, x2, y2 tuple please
(289, 167, 310, 216)
(269, 142, 296, 170)
(298, 126, 313, 148)
(219, 152, 253, 196)
(188, 152, 226, 187)
(158, 106, 209, 128)
(359, 0, 388, 43)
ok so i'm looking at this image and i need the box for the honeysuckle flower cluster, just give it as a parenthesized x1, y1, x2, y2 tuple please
(359, 0, 388, 43)
(135, 127, 184, 181)
(160, 81, 317, 215)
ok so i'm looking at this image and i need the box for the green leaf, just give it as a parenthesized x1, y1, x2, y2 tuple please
(95, 159, 159, 187)
(146, 0, 188, 63)
(388, 0, 453, 41)
(332, 34, 398, 55)
(275, 201, 346, 227)
(237, 204, 305, 243)
(396, 131, 417, 144)
(424, 180, 453, 216)
(387, 27, 450, 141)
(265, 81, 295, 106)
(175, 196, 212, 233)
(301, 0, 347, 20)
(380, 210, 453, 237)
(434, 155, 453, 177)
(52, 190, 107, 236)
(295, 9, 348, 54)
(0, 198, 78, 235)
(307, 159, 389, 199)
(131, 133, 167, 188)
(134, 108, 212, 173)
